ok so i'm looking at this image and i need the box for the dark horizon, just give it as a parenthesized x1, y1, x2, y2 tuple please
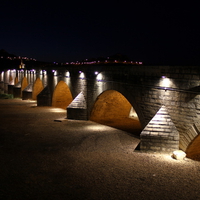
(1, 1, 199, 66)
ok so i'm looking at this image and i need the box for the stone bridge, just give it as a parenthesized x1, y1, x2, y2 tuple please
(1, 64, 200, 159)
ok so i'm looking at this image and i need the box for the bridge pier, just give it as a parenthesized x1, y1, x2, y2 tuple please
(22, 83, 33, 100)
(140, 106, 179, 152)
(37, 70, 53, 106)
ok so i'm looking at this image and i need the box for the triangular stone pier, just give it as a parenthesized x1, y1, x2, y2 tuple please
(67, 92, 87, 120)
(140, 105, 179, 152)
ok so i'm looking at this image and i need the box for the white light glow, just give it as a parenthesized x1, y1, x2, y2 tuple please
(163, 78, 170, 87)
(53, 70, 57, 75)
(160, 76, 172, 89)
(65, 71, 70, 77)
(79, 72, 85, 79)
(96, 73, 103, 81)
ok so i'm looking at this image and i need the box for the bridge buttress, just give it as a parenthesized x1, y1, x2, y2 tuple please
(140, 106, 179, 152)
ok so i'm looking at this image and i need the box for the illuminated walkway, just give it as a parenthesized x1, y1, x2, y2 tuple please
(0, 99, 200, 200)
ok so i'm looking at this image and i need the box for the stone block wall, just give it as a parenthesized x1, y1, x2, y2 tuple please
(67, 92, 87, 120)
(2, 65, 200, 152)
(140, 106, 179, 152)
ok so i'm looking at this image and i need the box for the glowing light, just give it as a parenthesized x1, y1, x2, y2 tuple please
(94, 71, 98, 75)
(52, 70, 57, 75)
(163, 78, 170, 86)
(50, 108, 66, 113)
(96, 73, 103, 81)
(160, 76, 171, 89)
(65, 71, 70, 77)
(79, 72, 85, 79)
(28, 100, 37, 103)
(83, 124, 113, 131)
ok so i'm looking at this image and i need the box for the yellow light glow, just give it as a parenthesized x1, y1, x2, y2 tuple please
(83, 124, 114, 131)
(50, 108, 66, 113)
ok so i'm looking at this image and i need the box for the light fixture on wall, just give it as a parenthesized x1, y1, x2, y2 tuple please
(160, 76, 171, 91)
(79, 72, 85, 79)
(96, 73, 103, 81)
(65, 71, 70, 77)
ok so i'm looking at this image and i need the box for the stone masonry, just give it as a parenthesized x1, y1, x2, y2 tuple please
(140, 105, 179, 152)
(1, 65, 200, 153)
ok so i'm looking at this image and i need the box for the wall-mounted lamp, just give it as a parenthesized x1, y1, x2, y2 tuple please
(96, 73, 103, 81)
(79, 72, 85, 79)
(160, 76, 171, 91)
(65, 71, 70, 77)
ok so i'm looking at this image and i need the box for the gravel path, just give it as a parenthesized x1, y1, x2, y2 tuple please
(0, 99, 200, 200)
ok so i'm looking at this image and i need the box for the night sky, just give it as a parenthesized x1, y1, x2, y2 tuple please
(1, 1, 199, 65)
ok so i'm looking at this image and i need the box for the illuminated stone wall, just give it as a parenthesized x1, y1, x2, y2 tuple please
(140, 106, 179, 152)
(52, 80, 73, 109)
(2, 65, 200, 154)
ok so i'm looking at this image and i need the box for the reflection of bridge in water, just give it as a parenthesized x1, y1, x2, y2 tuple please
(1, 64, 200, 160)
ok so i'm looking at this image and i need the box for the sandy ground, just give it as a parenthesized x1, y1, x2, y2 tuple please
(0, 99, 200, 200)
